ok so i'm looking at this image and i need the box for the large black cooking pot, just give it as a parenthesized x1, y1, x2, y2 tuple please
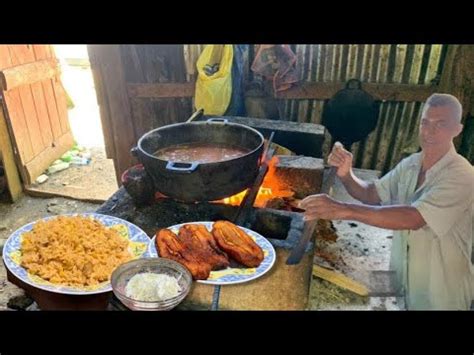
(132, 118, 265, 202)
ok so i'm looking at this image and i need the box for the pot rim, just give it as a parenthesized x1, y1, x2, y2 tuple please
(136, 121, 265, 165)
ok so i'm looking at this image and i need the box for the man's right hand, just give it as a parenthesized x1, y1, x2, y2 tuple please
(328, 142, 353, 178)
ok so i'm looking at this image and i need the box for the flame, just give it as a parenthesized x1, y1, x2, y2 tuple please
(218, 156, 294, 208)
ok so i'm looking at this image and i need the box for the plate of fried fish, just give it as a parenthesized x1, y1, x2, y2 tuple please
(148, 221, 276, 285)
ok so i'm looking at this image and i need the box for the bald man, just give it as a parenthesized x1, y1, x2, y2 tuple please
(300, 93, 474, 310)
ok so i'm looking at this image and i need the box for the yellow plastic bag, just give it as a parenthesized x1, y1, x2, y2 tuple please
(195, 45, 233, 115)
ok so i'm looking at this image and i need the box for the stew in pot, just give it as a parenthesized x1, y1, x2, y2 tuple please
(153, 142, 250, 163)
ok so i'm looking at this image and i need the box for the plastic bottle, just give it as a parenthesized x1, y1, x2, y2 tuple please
(78, 151, 92, 159)
(47, 162, 70, 174)
(70, 156, 91, 165)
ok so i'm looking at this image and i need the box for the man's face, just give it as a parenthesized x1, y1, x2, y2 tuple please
(419, 105, 462, 150)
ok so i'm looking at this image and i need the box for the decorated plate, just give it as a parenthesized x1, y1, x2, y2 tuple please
(2, 213, 151, 295)
(148, 221, 276, 286)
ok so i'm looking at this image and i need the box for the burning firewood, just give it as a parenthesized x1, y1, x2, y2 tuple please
(264, 197, 299, 211)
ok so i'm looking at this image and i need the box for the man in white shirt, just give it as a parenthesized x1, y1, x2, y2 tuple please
(300, 93, 474, 310)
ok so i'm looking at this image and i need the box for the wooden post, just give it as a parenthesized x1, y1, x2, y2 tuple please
(88, 45, 191, 185)
(88, 45, 137, 184)
(0, 99, 22, 202)
(120, 45, 163, 139)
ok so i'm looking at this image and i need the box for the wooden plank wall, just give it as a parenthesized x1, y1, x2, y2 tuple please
(89, 45, 193, 181)
(0, 45, 74, 184)
(89, 44, 474, 181)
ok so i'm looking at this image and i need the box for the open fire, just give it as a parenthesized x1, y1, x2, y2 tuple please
(217, 156, 296, 208)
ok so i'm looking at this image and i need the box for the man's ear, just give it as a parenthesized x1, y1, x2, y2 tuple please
(454, 123, 464, 137)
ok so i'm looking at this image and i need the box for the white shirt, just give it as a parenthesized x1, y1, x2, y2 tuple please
(373, 146, 474, 310)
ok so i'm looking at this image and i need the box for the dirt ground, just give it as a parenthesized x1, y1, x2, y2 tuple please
(28, 147, 118, 202)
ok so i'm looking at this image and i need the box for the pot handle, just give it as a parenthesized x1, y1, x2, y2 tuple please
(207, 118, 229, 124)
(165, 161, 199, 173)
(345, 78, 362, 90)
(131, 147, 139, 157)
(186, 108, 204, 123)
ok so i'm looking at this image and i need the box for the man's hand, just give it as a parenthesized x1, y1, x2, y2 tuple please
(298, 194, 349, 221)
(300, 194, 426, 230)
(328, 142, 353, 178)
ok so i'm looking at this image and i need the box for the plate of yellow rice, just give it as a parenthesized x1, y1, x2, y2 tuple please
(2, 213, 151, 295)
